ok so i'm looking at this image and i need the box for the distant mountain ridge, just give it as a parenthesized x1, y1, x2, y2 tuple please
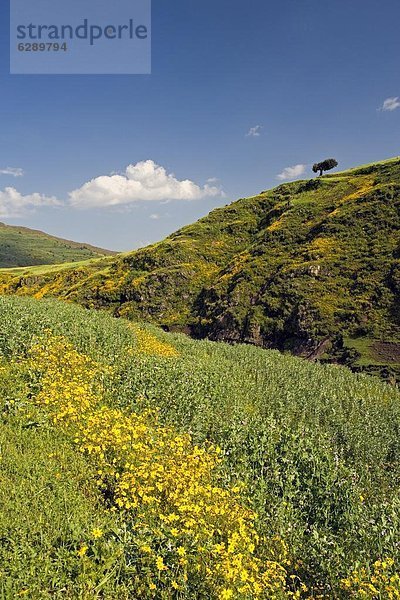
(0, 156, 399, 381)
(0, 222, 116, 267)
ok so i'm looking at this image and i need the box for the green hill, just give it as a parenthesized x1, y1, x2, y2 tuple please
(0, 222, 116, 267)
(0, 157, 399, 381)
(1, 296, 400, 598)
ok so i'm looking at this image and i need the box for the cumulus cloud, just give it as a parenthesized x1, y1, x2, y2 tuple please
(380, 97, 400, 111)
(69, 160, 224, 209)
(277, 164, 307, 181)
(246, 125, 262, 137)
(0, 167, 24, 177)
(0, 187, 60, 217)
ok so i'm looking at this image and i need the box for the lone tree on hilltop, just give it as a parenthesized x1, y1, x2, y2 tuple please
(312, 158, 338, 177)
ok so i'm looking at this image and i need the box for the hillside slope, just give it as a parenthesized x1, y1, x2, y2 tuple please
(0, 157, 399, 380)
(0, 222, 115, 267)
(1, 296, 400, 598)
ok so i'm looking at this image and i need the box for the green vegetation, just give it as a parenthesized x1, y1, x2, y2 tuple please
(0, 296, 400, 598)
(0, 256, 114, 277)
(0, 157, 399, 381)
(0, 222, 115, 267)
(0, 416, 128, 598)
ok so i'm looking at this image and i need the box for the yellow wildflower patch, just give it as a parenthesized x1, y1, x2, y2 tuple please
(129, 325, 179, 358)
(19, 335, 299, 598)
(307, 236, 337, 257)
(328, 181, 375, 217)
(267, 217, 285, 232)
(341, 557, 400, 599)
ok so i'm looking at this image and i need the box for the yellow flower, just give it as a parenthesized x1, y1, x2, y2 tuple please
(130, 326, 179, 358)
(219, 589, 233, 600)
(156, 556, 167, 571)
(77, 544, 88, 557)
(92, 528, 103, 539)
(177, 546, 186, 557)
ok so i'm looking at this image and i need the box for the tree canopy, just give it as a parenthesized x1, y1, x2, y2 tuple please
(312, 158, 338, 177)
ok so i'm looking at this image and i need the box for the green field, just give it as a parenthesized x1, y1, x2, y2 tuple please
(1, 296, 399, 598)
(0, 256, 114, 276)
(0, 222, 115, 268)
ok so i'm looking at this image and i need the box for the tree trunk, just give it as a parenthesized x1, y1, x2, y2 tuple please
(319, 169, 323, 177)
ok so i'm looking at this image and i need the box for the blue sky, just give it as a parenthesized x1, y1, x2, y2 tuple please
(0, 0, 399, 251)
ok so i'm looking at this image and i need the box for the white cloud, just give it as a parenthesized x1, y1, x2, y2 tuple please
(149, 213, 160, 220)
(246, 125, 262, 137)
(380, 97, 400, 112)
(0, 167, 24, 177)
(277, 164, 307, 181)
(0, 187, 60, 217)
(69, 160, 224, 209)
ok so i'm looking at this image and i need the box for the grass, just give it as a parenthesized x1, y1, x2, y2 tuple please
(0, 222, 115, 268)
(0, 256, 114, 276)
(344, 336, 400, 364)
(1, 296, 400, 598)
(324, 155, 400, 177)
(0, 416, 129, 599)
